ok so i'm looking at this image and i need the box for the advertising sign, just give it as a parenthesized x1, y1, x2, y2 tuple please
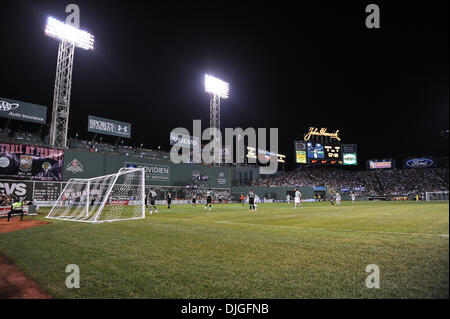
(125, 161, 170, 183)
(0, 97, 47, 124)
(0, 143, 64, 181)
(367, 160, 394, 169)
(0, 180, 33, 200)
(88, 115, 131, 138)
(296, 150, 307, 163)
(343, 153, 357, 165)
(404, 157, 435, 168)
(169, 132, 200, 148)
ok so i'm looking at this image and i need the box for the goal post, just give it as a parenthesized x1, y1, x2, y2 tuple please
(425, 191, 449, 201)
(46, 167, 146, 223)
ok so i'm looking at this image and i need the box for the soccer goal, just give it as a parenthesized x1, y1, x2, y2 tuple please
(425, 191, 449, 201)
(46, 167, 145, 223)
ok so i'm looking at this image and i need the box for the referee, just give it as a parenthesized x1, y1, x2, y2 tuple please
(166, 192, 172, 209)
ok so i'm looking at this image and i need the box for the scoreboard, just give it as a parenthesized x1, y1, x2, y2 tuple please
(294, 140, 357, 166)
(307, 143, 342, 165)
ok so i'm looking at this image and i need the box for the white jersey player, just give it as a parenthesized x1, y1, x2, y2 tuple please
(336, 193, 341, 206)
(351, 193, 356, 204)
(254, 195, 260, 211)
(294, 188, 302, 209)
(286, 194, 291, 204)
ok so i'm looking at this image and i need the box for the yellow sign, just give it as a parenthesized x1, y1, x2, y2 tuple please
(304, 127, 341, 142)
(296, 150, 306, 163)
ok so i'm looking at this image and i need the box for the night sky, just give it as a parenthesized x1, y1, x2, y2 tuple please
(1, 0, 448, 170)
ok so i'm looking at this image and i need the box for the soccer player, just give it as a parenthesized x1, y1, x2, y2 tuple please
(254, 194, 260, 211)
(166, 192, 172, 209)
(351, 193, 356, 204)
(330, 192, 335, 206)
(294, 188, 302, 209)
(239, 194, 245, 206)
(247, 189, 255, 211)
(205, 191, 212, 211)
(145, 194, 148, 209)
(286, 194, 291, 204)
(192, 194, 197, 207)
(336, 192, 341, 206)
(149, 188, 158, 214)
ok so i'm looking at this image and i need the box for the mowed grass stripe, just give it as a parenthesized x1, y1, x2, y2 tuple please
(0, 201, 448, 298)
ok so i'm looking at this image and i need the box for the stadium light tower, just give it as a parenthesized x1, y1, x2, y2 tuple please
(204, 74, 229, 162)
(45, 17, 94, 148)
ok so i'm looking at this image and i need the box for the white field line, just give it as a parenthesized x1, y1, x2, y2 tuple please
(164, 217, 449, 239)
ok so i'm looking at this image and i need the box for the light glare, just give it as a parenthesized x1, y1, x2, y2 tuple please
(205, 74, 229, 99)
(45, 17, 94, 50)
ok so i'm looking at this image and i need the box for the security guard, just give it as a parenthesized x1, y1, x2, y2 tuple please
(8, 198, 24, 222)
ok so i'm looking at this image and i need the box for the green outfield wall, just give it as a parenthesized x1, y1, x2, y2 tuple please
(62, 149, 232, 188)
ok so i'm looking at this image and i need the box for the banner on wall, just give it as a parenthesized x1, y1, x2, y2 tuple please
(0, 142, 64, 181)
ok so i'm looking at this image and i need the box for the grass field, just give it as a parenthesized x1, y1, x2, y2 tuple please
(0, 201, 448, 298)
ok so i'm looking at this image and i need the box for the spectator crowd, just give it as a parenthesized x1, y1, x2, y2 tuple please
(256, 167, 449, 197)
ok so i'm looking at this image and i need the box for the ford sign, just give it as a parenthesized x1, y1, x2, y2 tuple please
(405, 158, 435, 168)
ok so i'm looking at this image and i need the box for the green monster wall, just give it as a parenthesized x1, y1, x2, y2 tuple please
(62, 150, 318, 199)
(62, 150, 231, 188)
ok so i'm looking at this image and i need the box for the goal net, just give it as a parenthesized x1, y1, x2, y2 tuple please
(425, 191, 449, 201)
(46, 167, 145, 223)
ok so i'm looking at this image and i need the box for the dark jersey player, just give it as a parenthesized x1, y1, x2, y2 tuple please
(166, 192, 172, 209)
(204, 191, 213, 211)
(247, 189, 255, 211)
(330, 192, 336, 206)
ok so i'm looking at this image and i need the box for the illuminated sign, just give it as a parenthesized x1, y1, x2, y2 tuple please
(342, 144, 357, 154)
(304, 127, 341, 142)
(0, 97, 47, 124)
(294, 141, 306, 150)
(307, 143, 324, 159)
(324, 145, 341, 159)
(88, 115, 131, 138)
(246, 147, 285, 163)
(343, 153, 357, 165)
(404, 157, 435, 168)
(368, 160, 393, 169)
(296, 150, 306, 163)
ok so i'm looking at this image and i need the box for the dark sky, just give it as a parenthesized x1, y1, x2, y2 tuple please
(1, 0, 448, 170)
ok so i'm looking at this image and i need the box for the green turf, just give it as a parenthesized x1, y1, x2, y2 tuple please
(0, 201, 448, 298)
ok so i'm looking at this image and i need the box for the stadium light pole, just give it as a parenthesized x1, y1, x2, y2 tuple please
(204, 74, 229, 163)
(45, 17, 94, 148)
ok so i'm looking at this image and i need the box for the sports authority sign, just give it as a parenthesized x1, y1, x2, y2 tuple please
(88, 115, 131, 138)
(0, 97, 47, 124)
